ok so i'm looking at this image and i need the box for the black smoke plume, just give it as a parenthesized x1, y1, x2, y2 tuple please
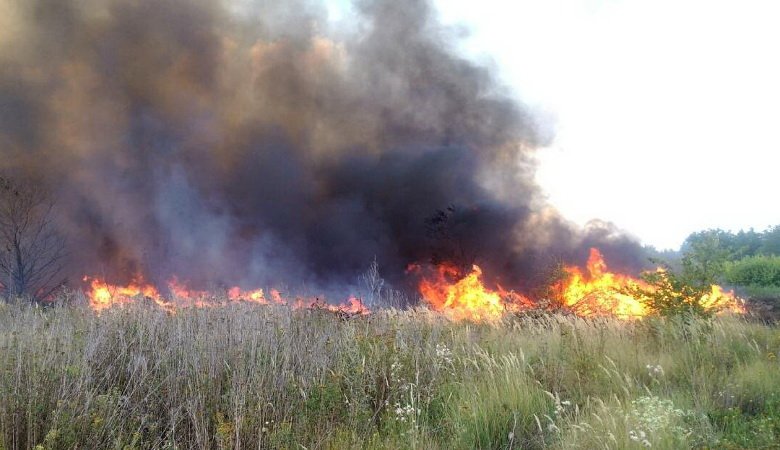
(0, 0, 645, 298)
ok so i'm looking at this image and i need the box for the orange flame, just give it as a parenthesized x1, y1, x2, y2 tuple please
(415, 248, 745, 321)
(556, 248, 745, 318)
(556, 248, 648, 319)
(701, 284, 746, 314)
(82, 276, 370, 315)
(82, 275, 176, 313)
(416, 263, 532, 321)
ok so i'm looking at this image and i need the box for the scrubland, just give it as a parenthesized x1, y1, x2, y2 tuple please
(0, 301, 778, 449)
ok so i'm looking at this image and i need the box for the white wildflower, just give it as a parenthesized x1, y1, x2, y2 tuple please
(394, 403, 417, 422)
(435, 343, 454, 366)
(645, 364, 664, 377)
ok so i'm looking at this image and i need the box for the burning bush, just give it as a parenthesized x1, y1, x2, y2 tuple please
(626, 268, 746, 318)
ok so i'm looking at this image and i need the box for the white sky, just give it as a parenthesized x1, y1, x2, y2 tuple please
(325, 0, 780, 250)
(432, 0, 780, 250)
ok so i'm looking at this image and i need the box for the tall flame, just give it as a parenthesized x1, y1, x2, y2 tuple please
(416, 263, 532, 321)
(701, 284, 747, 314)
(415, 248, 745, 321)
(555, 248, 648, 319)
(555, 248, 745, 318)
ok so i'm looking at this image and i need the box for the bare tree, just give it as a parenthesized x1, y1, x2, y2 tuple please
(0, 176, 66, 302)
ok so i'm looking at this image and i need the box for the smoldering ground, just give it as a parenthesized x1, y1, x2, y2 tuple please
(0, 0, 644, 298)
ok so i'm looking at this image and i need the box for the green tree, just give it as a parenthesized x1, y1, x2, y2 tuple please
(759, 225, 780, 256)
(680, 229, 734, 285)
(731, 229, 763, 259)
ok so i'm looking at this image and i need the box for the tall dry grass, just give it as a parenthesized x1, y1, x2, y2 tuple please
(0, 301, 777, 449)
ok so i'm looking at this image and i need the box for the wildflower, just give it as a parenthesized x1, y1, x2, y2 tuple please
(394, 403, 417, 422)
(645, 364, 664, 377)
(629, 429, 647, 442)
(435, 343, 454, 366)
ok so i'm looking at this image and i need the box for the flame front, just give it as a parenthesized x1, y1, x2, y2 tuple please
(555, 248, 648, 319)
(701, 284, 746, 314)
(417, 263, 531, 321)
(555, 248, 745, 318)
(83, 248, 744, 320)
(415, 248, 745, 321)
(82, 277, 369, 315)
(83, 276, 173, 312)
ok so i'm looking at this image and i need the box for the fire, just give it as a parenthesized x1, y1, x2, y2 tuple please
(416, 263, 532, 321)
(415, 248, 745, 321)
(701, 284, 746, 314)
(555, 248, 648, 319)
(82, 248, 743, 320)
(556, 248, 745, 318)
(82, 275, 173, 312)
(82, 276, 370, 316)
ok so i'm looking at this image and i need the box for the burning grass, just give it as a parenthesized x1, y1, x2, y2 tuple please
(412, 248, 744, 321)
(82, 248, 744, 323)
(0, 301, 776, 449)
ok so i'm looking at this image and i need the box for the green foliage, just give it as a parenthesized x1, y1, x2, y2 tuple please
(725, 255, 780, 288)
(626, 269, 716, 318)
(738, 284, 780, 300)
(708, 358, 780, 447)
(759, 225, 780, 255)
(679, 226, 780, 288)
(680, 229, 737, 284)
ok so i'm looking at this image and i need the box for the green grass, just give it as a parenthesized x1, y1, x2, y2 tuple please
(0, 302, 777, 449)
(740, 285, 780, 300)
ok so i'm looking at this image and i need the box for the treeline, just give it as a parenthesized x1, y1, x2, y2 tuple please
(679, 226, 780, 298)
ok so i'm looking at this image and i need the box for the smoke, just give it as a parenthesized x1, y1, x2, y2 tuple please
(0, 0, 645, 297)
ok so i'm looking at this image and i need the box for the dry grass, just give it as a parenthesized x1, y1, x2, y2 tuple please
(0, 300, 777, 449)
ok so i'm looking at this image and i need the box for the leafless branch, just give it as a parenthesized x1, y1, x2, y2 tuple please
(0, 175, 67, 303)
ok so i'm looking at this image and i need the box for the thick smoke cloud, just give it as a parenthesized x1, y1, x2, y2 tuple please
(0, 0, 644, 297)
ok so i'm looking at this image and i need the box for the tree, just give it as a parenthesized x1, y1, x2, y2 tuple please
(680, 229, 734, 285)
(0, 176, 66, 302)
(760, 225, 780, 256)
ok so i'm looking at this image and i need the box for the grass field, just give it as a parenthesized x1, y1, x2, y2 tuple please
(0, 302, 778, 449)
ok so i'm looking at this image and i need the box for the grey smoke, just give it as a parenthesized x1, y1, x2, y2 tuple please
(0, 0, 645, 298)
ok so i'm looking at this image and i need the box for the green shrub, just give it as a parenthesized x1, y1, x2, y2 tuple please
(725, 255, 780, 288)
(626, 270, 716, 318)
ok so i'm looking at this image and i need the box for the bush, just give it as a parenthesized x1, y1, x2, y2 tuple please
(725, 255, 780, 288)
(626, 270, 716, 318)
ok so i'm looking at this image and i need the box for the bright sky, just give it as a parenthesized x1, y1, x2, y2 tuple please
(324, 0, 780, 250)
(432, 0, 780, 250)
